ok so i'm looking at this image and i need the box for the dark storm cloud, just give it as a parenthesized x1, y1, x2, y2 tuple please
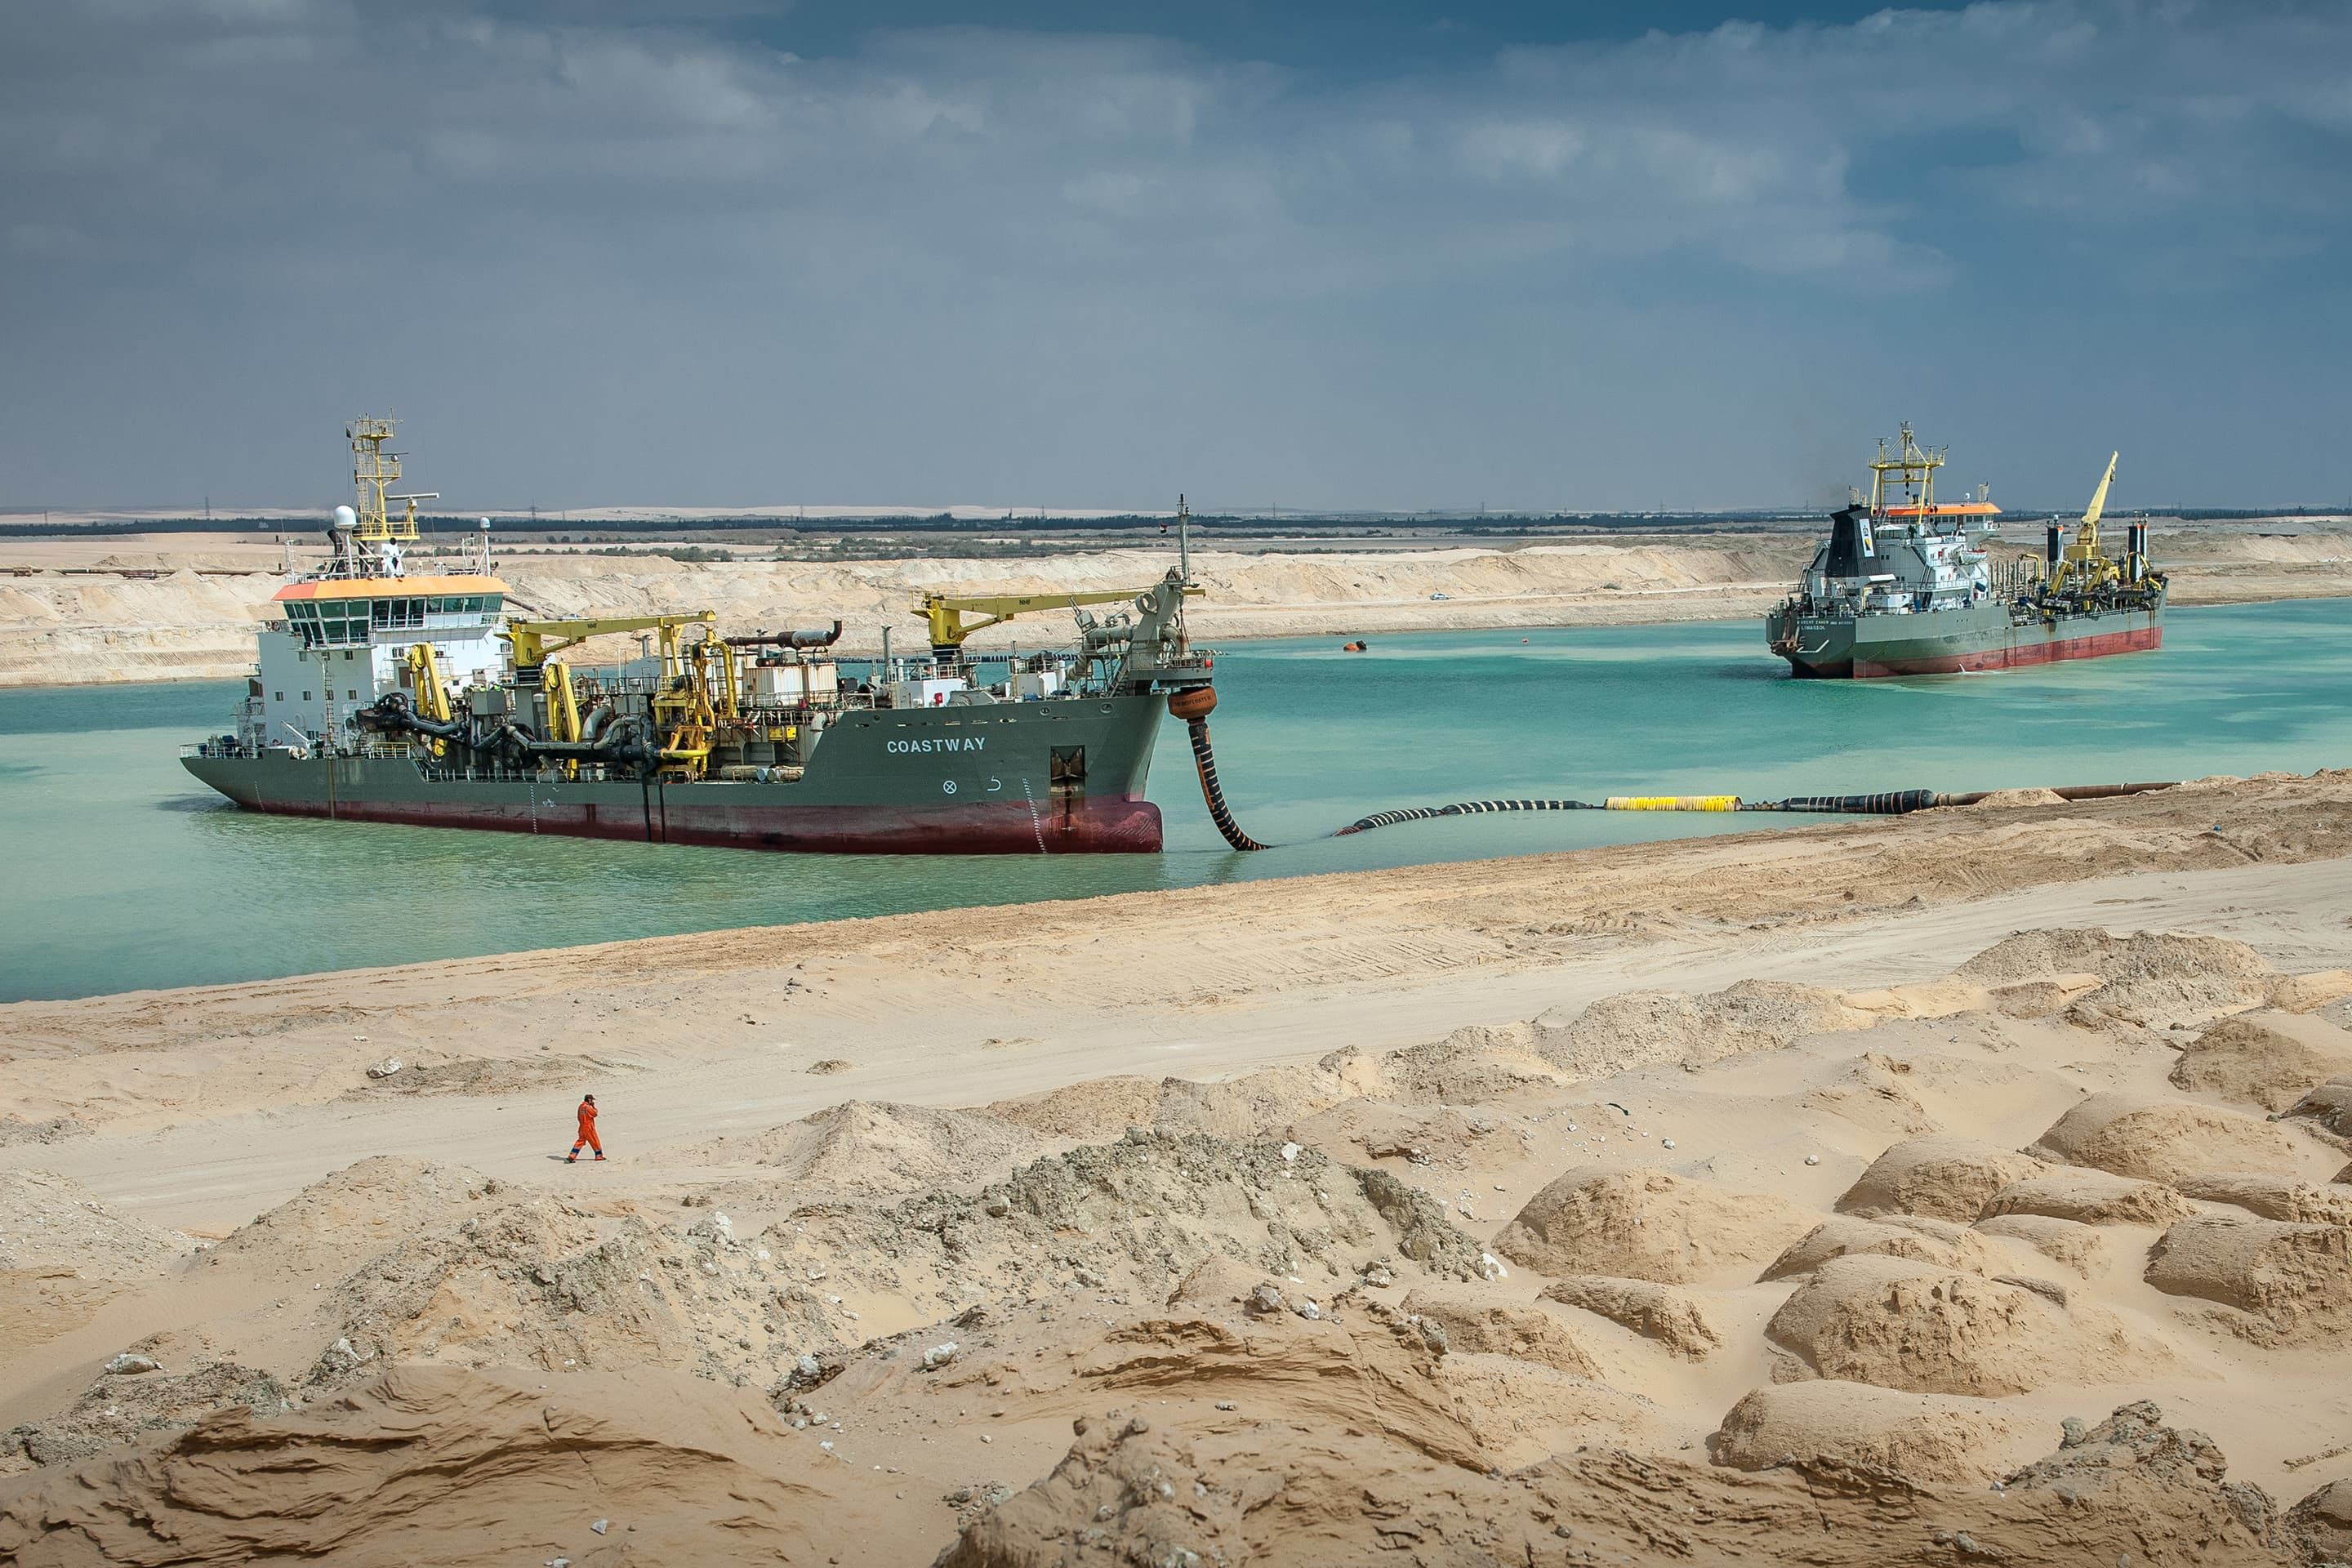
(2, 0, 2349, 511)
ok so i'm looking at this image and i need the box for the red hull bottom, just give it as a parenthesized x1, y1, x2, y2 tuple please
(1851, 624, 2162, 679)
(229, 793, 1165, 854)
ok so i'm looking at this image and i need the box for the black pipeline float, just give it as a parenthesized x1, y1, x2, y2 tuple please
(1331, 782, 2180, 839)
(1174, 764, 2183, 852)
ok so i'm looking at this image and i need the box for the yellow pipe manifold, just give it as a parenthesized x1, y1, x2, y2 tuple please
(1602, 795, 1743, 812)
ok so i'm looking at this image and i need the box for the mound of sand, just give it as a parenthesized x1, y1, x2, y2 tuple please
(1284, 1098, 1516, 1176)
(1530, 978, 1873, 1079)
(1761, 1215, 2007, 1281)
(2171, 1012, 2352, 1112)
(2026, 1091, 2303, 1184)
(1837, 1135, 2051, 1223)
(1764, 1254, 2180, 1396)
(5, 1360, 287, 1473)
(301, 1196, 692, 1387)
(771, 1129, 1488, 1345)
(283, 1143, 1470, 1402)
(938, 1396, 2284, 1568)
(2272, 969, 2352, 1014)
(983, 1049, 1387, 1143)
(1379, 1031, 1565, 1103)
(2172, 1172, 2352, 1224)
(207, 1156, 503, 1283)
(0, 1364, 897, 1567)
(1397, 1284, 1601, 1378)
(1711, 1379, 2045, 1485)
(2145, 1213, 2352, 1346)
(983, 1075, 1163, 1138)
(1537, 1275, 1724, 1359)
(1980, 1169, 2198, 1227)
(0, 1167, 190, 1281)
(1492, 1166, 1815, 1285)
(2290, 1477, 2352, 1565)
(659, 1099, 1059, 1197)
(1973, 1214, 2110, 1278)
(2283, 1077, 2352, 1137)
(1956, 929, 2278, 1029)
(1970, 788, 2069, 808)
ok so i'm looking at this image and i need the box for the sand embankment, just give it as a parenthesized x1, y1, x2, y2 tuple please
(6, 772, 2352, 1561)
(5, 522, 2347, 687)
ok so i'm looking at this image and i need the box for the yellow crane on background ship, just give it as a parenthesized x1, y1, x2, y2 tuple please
(2049, 452, 2123, 595)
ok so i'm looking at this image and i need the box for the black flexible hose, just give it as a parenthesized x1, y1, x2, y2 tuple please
(1335, 800, 1597, 836)
(1743, 790, 1942, 815)
(1185, 716, 1267, 852)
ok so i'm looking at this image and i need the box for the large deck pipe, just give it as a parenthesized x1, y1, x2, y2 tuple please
(725, 621, 843, 650)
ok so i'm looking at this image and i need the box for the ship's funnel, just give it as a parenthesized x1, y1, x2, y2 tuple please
(1823, 505, 1876, 577)
(2046, 523, 2064, 564)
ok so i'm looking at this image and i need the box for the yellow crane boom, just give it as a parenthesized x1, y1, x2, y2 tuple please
(505, 610, 718, 669)
(403, 643, 454, 724)
(2080, 451, 2119, 531)
(918, 585, 1198, 657)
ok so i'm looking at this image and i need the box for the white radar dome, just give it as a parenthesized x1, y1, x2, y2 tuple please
(332, 505, 358, 528)
(479, 517, 492, 530)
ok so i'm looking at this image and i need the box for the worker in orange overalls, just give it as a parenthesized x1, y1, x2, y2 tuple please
(567, 1094, 604, 1162)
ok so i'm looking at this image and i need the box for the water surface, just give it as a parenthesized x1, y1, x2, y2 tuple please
(4, 599, 2347, 1000)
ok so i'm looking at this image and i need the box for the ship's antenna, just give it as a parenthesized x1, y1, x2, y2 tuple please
(1177, 492, 1192, 584)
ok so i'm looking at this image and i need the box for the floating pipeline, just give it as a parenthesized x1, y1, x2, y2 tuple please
(1168, 694, 2180, 853)
(1334, 799, 1597, 836)
(1326, 781, 2182, 840)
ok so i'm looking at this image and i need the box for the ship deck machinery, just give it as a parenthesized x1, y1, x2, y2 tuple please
(185, 425, 1227, 854)
(1765, 427, 2165, 679)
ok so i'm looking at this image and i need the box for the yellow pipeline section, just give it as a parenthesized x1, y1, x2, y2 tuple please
(1603, 795, 1742, 812)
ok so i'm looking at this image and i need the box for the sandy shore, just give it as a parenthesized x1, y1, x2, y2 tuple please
(3, 523, 2348, 686)
(7, 772, 2352, 1562)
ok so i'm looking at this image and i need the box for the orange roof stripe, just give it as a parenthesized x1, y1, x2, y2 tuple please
(1882, 503, 2000, 517)
(272, 575, 510, 603)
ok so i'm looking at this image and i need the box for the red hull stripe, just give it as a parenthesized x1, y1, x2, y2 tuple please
(232, 794, 1164, 855)
(1850, 625, 2161, 679)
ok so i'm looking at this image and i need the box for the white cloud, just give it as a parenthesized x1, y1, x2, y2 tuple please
(1, 0, 2348, 506)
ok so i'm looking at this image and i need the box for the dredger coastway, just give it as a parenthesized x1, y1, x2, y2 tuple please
(182, 422, 1254, 854)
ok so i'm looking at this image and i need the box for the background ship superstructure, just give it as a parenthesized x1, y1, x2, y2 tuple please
(1766, 426, 2166, 678)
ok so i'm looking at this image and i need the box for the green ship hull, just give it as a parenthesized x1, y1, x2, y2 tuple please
(1765, 599, 2162, 678)
(185, 694, 1168, 853)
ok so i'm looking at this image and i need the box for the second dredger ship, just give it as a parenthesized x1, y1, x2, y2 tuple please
(1766, 425, 2165, 678)
(183, 420, 1220, 854)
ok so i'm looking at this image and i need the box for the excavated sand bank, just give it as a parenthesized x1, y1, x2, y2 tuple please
(6, 772, 2352, 1561)
(4, 524, 2349, 686)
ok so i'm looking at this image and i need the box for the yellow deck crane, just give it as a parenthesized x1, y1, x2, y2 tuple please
(918, 583, 1200, 659)
(2050, 452, 2123, 595)
(399, 643, 457, 755)
(504, 610, 724, 777)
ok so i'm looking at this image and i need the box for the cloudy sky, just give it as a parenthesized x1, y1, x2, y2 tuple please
(4, 0, 2349, 513)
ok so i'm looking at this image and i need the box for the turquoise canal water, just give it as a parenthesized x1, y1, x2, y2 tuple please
(4, 598, 2350, 1001)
